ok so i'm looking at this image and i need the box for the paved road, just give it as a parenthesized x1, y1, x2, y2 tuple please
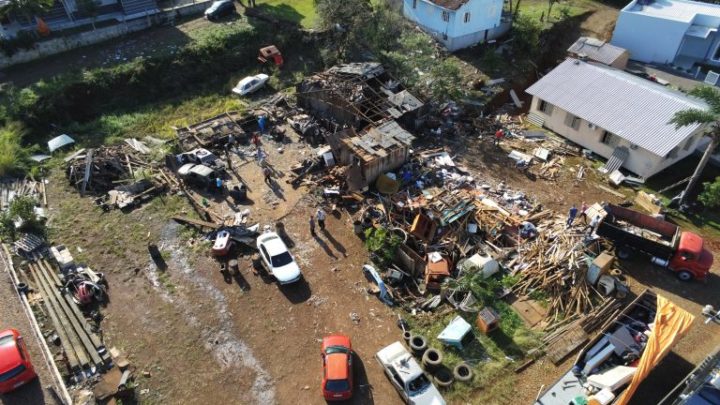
(0, 253, 60, 405)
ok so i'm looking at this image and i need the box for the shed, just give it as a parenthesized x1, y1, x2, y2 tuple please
(567, 37, 630, 69)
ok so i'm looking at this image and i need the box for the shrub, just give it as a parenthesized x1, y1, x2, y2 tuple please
(699, 176, 720, 208)
(0, 124, 30, 176)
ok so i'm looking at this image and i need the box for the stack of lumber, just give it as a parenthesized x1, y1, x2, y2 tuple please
(27, 259, 110, 377)
(509, 217, 602, 323)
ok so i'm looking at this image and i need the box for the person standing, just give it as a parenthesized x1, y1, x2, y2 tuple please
(494, 128, 505, 146)
(263, 166, 272, 185)
(258, 115, 267, 134)
(316, 208, 326, 231)
(567, 204, 578, 227)
(309, 215, 316, 237)
(584, 215, 601, 235)
(579, 201, 588, 223)
(215, 177, 223, 194)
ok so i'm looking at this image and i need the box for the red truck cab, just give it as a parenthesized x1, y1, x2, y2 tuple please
(673, 232, 715, 281)
(0, 329, 37, 394)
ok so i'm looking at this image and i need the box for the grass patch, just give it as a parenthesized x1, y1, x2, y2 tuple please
(255, 0, 317, 27)
(518, 0, 592, 23)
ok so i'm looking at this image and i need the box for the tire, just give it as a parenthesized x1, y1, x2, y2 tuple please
(617, 246, 633, 260)
(402, 331, 412, 343)
(409, 335, 427, 356)
(422, 348, 443, 372)
(676, 270, 693, 282)
(433, 367, 454, 389)
(453, 363, 473, 383)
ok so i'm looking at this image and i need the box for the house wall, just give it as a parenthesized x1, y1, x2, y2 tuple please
(530, 97, 703, 178)
(403, 0, 505, 51)
(0, 2, 208, 68)
(361, 146, 410, 185)
(677, 34, 714, 60)
(611, 8, 690, 63)
(611, 51, 630, 69)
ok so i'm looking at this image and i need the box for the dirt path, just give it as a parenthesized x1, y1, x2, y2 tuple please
(0, 252, 60, 405)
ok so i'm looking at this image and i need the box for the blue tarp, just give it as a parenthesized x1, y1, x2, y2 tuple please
(362, 264, 393, 306)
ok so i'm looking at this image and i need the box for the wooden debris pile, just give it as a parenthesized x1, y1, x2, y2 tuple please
(66, 144, 154, 195)
(0, 177, 47, 210)
(508, 217, 608, 326)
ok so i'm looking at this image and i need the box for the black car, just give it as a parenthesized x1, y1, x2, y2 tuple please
(204, 0, 234, 20)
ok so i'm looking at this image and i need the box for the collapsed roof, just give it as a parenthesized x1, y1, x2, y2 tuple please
(296, 63, 424, 130)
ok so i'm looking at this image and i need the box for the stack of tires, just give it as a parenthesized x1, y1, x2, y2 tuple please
(407, 334, 474, 390)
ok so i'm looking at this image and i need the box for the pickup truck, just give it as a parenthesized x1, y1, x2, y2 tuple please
(595, 204, 714, 281)
(376, 342, 445, 405)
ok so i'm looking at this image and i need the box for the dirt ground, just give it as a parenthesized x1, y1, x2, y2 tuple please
(44, 126, 405, 405)
(0, 253, 60, 405)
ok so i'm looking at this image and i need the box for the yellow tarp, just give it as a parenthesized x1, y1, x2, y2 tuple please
(616, 294, 695, 405)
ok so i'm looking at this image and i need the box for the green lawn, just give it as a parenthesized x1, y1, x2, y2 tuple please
(255, 0, 317, 28)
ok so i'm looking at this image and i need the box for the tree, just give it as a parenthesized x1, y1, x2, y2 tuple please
(699, 176, 720, 208)
(546, 0, 557, 21)
(670, 85, 720, 206)
(0, 0, 54, 28)
(512, 14, 542, 58)
(77, 0, 100, 30)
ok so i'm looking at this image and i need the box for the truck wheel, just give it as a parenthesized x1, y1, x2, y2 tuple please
(676, 270, 693, 282)
(617, 246, 632, 260)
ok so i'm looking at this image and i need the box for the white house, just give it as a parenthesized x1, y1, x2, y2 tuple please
(0, 0, 159, 39)
(611, 0, 720, 69)
(526, 58, 708, 179)
(402, 0, 511, 51)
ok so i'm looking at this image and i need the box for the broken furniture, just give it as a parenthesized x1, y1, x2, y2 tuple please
(587, 252, 615, 285)
(476, 307, 500, 334)
(258, 45, 283, 67)
(424, 252, 451, 293)
(438, 316, 474, 349)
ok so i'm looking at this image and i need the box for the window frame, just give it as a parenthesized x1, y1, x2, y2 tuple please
(464, 12, 471, 23)
(442, 10, 450, 22)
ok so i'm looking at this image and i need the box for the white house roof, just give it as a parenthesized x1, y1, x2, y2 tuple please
(622, 0, 720, 23)
(526, 58, 707, 157)
(567, 37, 627, 65)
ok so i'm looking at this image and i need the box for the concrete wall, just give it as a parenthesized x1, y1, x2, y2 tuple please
(0, 1, 209, 68)
(611, 8, 690, 63)
(530, 96, 703, 178)
(445, 21, 510, 50)
(403, 0, 453, 39)
(447, 0, 503, 38)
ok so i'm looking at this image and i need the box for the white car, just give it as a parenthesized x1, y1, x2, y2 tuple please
(376, 342, 446, 405)
(232, 74, 269, 96)
(256, 232, 301, 284)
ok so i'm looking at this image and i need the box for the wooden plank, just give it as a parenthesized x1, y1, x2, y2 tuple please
(35, 261, 104, 367)
(81, 149, 94, 196)
(29, 263, 86, 370)
(547, 325, 588, 365)
(596, 184, 625, 198)
(41, 260, 109, 363)
(172, 216, 220, 230)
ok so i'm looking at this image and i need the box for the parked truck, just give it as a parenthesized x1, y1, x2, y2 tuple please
(595, 204, 714, 282)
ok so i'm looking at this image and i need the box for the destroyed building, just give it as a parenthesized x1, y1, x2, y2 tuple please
(327, 120, 415, 190)
(296, 63, 425, 131)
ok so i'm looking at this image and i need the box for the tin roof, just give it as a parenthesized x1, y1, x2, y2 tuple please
(567, 37, 628, 66)
(427, 0, 470, 10)
(526, 59, 707, 157)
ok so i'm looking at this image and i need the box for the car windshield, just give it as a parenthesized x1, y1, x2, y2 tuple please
(325, 346, 349, 355)
(408, 374, 431, 395)
(0, 335, 14, 347)
(0, 364, 26, 382)
(271, 252, 293, 267)
(325, 379, 350, 392)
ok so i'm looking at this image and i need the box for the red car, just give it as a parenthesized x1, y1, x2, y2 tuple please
(0, 329, 37, 394)
(321, 334, 353, 401)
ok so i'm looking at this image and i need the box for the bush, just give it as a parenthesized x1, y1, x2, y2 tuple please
(0, 196, 45, 241)
(0, 124, 31, 176)
(699, 176, 720, 208)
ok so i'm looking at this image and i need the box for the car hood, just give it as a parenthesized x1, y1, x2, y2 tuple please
(410, 384, 446, 405)
(273, 261, 301, 282)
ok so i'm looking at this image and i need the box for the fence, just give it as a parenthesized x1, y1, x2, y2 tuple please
(0, 1, 211, 69)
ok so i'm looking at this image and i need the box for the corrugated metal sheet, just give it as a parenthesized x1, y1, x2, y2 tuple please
(526, 59, 707, 157)
(567, 37, 628, 66)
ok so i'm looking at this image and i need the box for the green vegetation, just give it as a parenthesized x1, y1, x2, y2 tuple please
(256, 0, 317, 27)
(699, 177, 720, 208)
(409, 272, 541, 402)
(364, 227, 402, 268)
(0, 124, 32, 176)
(670, 86, 720, 206)
(0, 196, 46, 241)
